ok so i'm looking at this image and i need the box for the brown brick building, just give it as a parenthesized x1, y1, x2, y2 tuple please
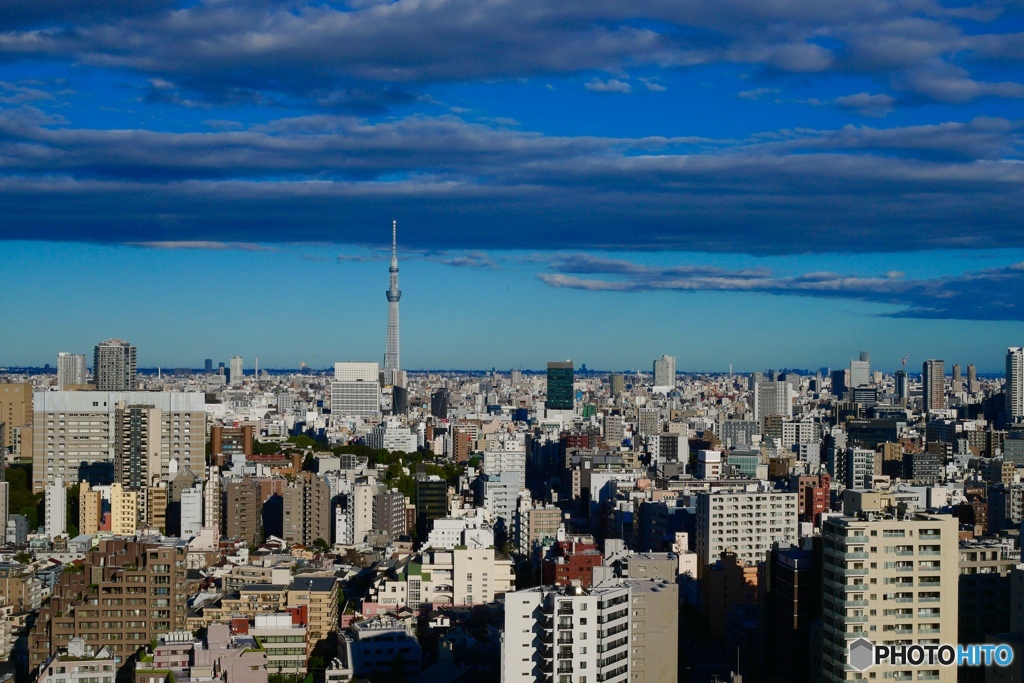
(29, 538, 190, 674)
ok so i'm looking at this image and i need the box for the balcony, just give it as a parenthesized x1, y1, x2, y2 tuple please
(557, 636, 574, 645)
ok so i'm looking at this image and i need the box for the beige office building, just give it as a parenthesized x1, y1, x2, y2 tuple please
(79, 483, 103, 535)
(32, 392, 205, 493)
(0, 382, 33, 458)
(820, 512, 958, 683)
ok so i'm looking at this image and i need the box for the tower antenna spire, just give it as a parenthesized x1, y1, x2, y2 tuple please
(392, 220, 397, 257)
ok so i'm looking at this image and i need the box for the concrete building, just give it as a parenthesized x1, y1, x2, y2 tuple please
(0, 382, 32, 457)
(209, 424, 253, 466)
(1008, 347, 1024, 423)
(850, 356, 871, 388)
(251, 612, 308, 678)
(922, 359, 946, 413)
(819, 512, 958, 683)
(372, 489, 408, 542)
(345, 615, 420, 679)
(282, 472, 331, 546)
(653, 354, 676, 388)
(32, 391, 206, 493)
(287, 576, 339, 655)
(109, 482, 138, 535)
(755, 380, 794, 423)
(28, 538, 189, 671)
(45, 476, 66, 539)
(179, 484, 203, 537)
(223, 476, 263, 546)
(365, 418, 417, 453)
(0, 481, 7, 546)
(331, 362, 380, 418)
(93, 339, 136, 391)
(35, 638, 116, 683)
(694, 487, 799, 572)
(56, 353, 87, 390)
(502, 579, 678, 683)
(229, 355, 243, 385)
(370, 545, 515, 610)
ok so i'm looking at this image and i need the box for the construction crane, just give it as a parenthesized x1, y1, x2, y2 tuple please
(901, 353, 910, 368)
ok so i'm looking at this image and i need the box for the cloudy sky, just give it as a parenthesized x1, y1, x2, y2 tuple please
(2, 0, 1023, 372)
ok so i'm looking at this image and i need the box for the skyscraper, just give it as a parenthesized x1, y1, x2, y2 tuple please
(93, 339, 136, 391)
(921, 359, 945, 413)
(1007, 347, 1024, 422)
(229, 355, 243, 385)
(56, 352, 87, 390)
(384, 220, 402, 385)
(819, 513, 957, 683)
(849, 353, 870, 388)
(545, 361, 574, 411)
(653, 354, 676, 387)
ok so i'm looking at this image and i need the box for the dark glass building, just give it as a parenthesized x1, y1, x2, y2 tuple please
(545, 361, 574, 410)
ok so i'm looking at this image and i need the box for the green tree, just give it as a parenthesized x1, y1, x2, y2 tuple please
(313, 538, 330, 553)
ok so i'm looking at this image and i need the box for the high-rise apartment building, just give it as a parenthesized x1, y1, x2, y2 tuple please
(545, 361, 574, 411)
(223, 476, 263, 546)
(281, 471, 330, 546)
(114, 403, 161, 526)
(78, 482, 102, 535)
(45, 477, 66, 539)
(609, 372, 625, 396)
(56, 353, 87, 390)
(0, 481, 8, 546)
(109, 482, 138, 535)
(331, 362, 380, 418)
(502, 579, 679, 683)
(694, 488, 798, 572)
(93, 339, 136, 391)
(922, 359, 945, 413)
(28, 538, 188, 672)
(1007, 347, 1024, 422)
(653, 354, 676, 387)
(229, 356, 243, 385)
(819, 513, 958, 683)
(31, 392, 206, 493)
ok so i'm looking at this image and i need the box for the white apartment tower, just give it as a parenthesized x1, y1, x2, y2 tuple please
(1007, 347, 1024, 422)
(45, 477, 67, 539)
(653, 354, 676, 388)
(502, 580, 679, 683)
(384, 220, 402, 386)
(694, 487, 798, 572)
(57, 353, 87, 390)
(820, 513, 958, 683)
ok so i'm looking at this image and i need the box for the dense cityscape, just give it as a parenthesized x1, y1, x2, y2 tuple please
(2, 232, 1024, 683)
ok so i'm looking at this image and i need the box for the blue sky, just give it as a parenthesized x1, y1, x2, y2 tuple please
(1, 1, 1024, 372)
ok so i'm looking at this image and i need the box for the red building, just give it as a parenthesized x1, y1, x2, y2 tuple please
(795, 473, 831, 526)
(541, 537, 604, 588)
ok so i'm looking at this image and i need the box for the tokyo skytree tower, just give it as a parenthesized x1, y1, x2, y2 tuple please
(384, 220, 401, 380)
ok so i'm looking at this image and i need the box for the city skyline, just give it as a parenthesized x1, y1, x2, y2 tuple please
(2, 3, 1024, 370)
